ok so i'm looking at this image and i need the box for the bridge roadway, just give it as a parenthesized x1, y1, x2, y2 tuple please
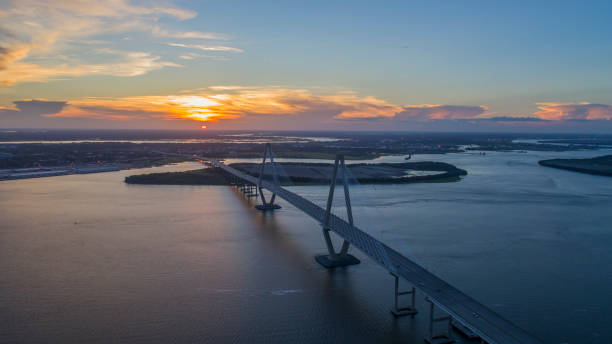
(205, 158, 542, 344)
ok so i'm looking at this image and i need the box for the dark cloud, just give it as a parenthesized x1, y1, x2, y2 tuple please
(0, 99, 68, 127)
(13, 100, 67, 114)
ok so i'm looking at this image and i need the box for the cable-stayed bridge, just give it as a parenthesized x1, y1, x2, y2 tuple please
(171, 145, 542, 344)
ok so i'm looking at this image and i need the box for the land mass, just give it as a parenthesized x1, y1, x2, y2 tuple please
(2, 131, 604, 171)
(538, 155, 612, 177)
(4, 132, 607, 182)
(125, 162, 467, 185)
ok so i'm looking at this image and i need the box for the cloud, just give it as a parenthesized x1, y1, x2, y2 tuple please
(53, 105, 161, 121)
(152, 26, 229, 40)
(7, 87, 497, 131)
(0, 1, 227, 86)
(179, 54, 197, 60)
(0, 99, 68, 127)
(6, 87, 611, 130)
(534, 102, 612, 120)
(10, 1, 197, 21)
(319, 94, 402, 119)
(0, 51, 180, 86)
(0, 88, 509, 130)
(208, 86, 249, 91)
(179, 53, 229, 61)
(167, 42, 244, 53)
(13, 100, 67, 114)
(89, 51, 181, 76)
(476, 116, 546, 122)
(0, 44, 31, 71)
(23, 87, 403, 126)
(395, 105, 487, 120)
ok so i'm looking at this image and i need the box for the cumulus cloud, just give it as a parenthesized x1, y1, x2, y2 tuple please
(0, 1, 234, 86)
(534, 102, 612, 120)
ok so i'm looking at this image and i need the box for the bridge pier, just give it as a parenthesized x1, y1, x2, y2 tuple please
(255, 199, 281, 210)
(315, 229, 360, 268)
(234, 181, 259, 199)
(390, 273, 418, 317)
(244, 184, 257, 198)
(424, 298, 455, 344)
(315, 155, 360, 269)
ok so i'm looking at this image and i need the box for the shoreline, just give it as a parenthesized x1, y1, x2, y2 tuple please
(539, 154, 612, 177)
(0, 158, 189, 181)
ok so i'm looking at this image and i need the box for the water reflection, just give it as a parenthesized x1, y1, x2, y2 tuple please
(2, 148, 612, 343)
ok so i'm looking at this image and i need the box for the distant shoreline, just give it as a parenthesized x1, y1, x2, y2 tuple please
(538, 155, 612, 177)
(0, 158, 187, 181)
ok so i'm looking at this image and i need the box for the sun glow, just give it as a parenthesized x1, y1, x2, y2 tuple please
(42, 86, 415, 125)
(166, 96, 231, 122)
(170, 96, 221, 108)
(184, 113, 222, 121)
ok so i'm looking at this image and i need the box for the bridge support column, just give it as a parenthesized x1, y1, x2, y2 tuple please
(315, 155, 360, 269)
(255, 143, 282, 211)
(248, 184, 258, 198)
(390, 273, 418, 317)
(424, 298, 454, 344)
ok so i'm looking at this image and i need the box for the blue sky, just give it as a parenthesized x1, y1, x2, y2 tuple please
(1, 0, 612, 131)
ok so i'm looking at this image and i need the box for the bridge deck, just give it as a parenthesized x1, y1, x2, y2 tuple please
(207, 158, 542, 344)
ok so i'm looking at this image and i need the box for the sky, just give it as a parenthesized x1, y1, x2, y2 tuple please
(1, 0, 612, 132)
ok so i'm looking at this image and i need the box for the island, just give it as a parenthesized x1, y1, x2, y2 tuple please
(125, 162, 467, 185)
(538, 155, 612, 177)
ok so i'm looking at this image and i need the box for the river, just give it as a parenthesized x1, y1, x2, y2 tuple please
(1, 148, 612, 343)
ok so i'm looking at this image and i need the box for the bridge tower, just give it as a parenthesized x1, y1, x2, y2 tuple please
(315, 155, 360, 268)
(255, 143, 282, 211)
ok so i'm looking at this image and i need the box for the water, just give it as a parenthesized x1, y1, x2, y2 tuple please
(1, 149, 612, 343)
